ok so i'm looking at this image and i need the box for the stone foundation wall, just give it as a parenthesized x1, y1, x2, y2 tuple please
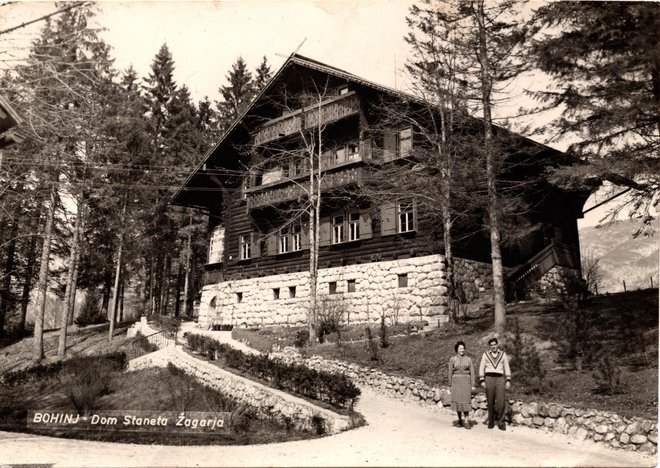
(199, 255, 448, 329)
(128, 347, 352, 434)
(273, 349, 657, 454)
(453, 258, 492, 301)
(530, 265, 578, 297)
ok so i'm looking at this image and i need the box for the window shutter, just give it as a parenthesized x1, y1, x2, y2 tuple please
(380, 202, 397, 236)
(413, 199, 418, 232)
(319, 217, 331, 246)
(360, 210, 373, 239)
(301, 222, 310, 250)
(267, 232, 277, 256)
(383, 132, 397, 162)
(251, 232, 261, 258)
(360, 138, 372, 160)
(399, 128, 413, 157)
(321, 149, 333, 169)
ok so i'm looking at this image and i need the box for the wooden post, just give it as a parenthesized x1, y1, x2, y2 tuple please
(622, 280, 626, 292)
(651, 276, 654, 289)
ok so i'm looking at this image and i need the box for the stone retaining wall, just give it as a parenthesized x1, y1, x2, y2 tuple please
(199, 255, 448, 329)
(273, 348, 657, 454)
(128, 346, 352, 435)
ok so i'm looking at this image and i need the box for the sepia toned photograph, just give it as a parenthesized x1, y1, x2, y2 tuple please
(0, 1, 658, 466)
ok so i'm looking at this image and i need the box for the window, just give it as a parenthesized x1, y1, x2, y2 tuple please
(332, 215, 344, 244)
(293, 159, 303, 177)
(236, 292, 243, 303)
(328, 281, 337, 294)
(339, 85, 349, 95)
(347, 279, 356, 293)
(289, 286, 296, 298)
(279, 227, 289, 254)
(273, 288, 280, 300)
(399, 202, 415, 233)
(348, 212, 360, 241)
(208, 225, 225, 264)
(292, 224, 302, 251)
(398, 273, 408, 288)
(347, 143, 360, 161)
(240, 233, 251, 260)
(320, 211, 372, 246)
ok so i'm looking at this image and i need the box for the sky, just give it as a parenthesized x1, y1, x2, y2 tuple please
(2, 1, 412, 103)
(0, 0, 651, 228)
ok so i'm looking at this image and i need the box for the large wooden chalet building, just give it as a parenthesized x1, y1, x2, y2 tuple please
(172, 54, 587, 329)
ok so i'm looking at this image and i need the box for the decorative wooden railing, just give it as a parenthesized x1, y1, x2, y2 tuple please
(253, 92, 360, 146)
(507, 241, 580, 295)
(247, 167, 365, 210)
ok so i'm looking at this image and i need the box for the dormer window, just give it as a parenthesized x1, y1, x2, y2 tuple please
(339, 85, 349, 95)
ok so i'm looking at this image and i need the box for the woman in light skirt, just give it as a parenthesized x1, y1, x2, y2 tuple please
(448, 340, 475, 429)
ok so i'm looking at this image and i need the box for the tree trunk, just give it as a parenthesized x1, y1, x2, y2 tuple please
(109, 197, 126, 341)
(0, 214, 19, 336)
(67, 241, 81, 325)
(19, 208, 42, 333)
(57, 200, 83, 359)
(476, 0, 506, 335)
(119, 266, 125, 322)
(182, 215, 192, 317)
(174, 258, 182, 318)
(33, 179, 58, 361)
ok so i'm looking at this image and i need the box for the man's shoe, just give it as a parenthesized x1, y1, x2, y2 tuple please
(498, 423, 506, 431)
(487, 422, 495, 429)
(462, 419, 471, 430)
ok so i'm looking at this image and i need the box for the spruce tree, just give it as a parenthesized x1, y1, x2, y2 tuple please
(216, 57, 255, 132)
(530, 2, 660, 228)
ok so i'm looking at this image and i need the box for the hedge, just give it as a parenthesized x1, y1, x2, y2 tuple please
(183, 333, 360, 409)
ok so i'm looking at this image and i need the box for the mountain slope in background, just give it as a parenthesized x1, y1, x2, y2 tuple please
(579, 219, 659, 293)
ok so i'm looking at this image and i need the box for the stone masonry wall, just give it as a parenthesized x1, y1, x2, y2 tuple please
(128, 346, 351, 435)
(530, 265, 577, 298)
(273, 348, 657, 454)
(199, 255, 448, 329)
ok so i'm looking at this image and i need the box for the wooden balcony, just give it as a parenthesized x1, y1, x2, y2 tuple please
(253, 92, 360, 146)
(247, 167, 365, 210)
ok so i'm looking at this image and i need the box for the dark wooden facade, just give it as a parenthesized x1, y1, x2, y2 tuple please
(172, 54, 588, 291)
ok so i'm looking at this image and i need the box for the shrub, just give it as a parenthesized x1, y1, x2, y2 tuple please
(74, 289, 106, 326)
(505, 319, 546, 394)
(63, 353, 127, 415)
(317, 297, 345, 343)
(311, 414, 326, 435)
(184, 333, 360, 409)
(379, 315, 389, 348)
(365, 327, 380, 362)
(294, 329, 309, 348)
(592, 352, 626, 395)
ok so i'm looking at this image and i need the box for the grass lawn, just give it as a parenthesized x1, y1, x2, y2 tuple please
(0, 357, 319, 445)
(309, 289, 659, 419)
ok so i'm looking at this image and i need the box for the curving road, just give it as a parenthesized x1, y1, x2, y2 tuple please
(0, 386, 655, 467)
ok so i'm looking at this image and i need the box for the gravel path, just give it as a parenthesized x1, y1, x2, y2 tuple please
(0, 386, 655, 467)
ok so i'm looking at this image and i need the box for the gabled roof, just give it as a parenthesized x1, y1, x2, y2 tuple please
(170, 53, 422, 207)
(170, 53, 564, 208)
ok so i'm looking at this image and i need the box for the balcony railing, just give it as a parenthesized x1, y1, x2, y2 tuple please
(253, 92, 360, 146)
(247, 167, 365, 210)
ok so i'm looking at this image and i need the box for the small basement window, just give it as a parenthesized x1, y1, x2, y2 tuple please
(236, 292, 243, 303)
(328, 281, 337, 295)
(398, 273, 408, 288)
(289, 286, 296, 298)
(347, 279, 356, 293)
(273, 288, 280, 300)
